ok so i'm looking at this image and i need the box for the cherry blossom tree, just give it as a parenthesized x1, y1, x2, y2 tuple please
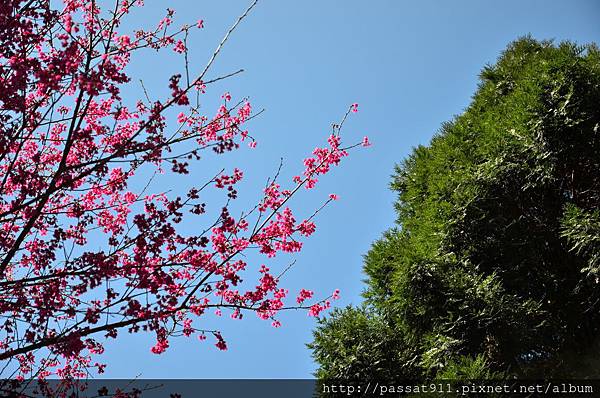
(0, 0, 368, 382)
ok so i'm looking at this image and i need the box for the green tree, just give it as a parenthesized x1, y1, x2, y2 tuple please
(310, 37, 600, 380)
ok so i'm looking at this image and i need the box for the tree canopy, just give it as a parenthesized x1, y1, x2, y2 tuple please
(0, 1, 367, 383)
(310, 37, 600, 380)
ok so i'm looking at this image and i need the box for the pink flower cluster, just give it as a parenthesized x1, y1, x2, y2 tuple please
(296, 289, 314, 304)
(0, 0, 370, 382)
(296, 134, 349, 189)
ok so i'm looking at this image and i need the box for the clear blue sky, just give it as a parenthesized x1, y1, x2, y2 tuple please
(99, 0, 600, 378)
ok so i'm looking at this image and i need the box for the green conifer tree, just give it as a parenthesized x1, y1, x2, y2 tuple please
(310, 37, 600, 380)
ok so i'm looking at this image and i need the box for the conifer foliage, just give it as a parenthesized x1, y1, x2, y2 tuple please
(311, 38, 600, 379)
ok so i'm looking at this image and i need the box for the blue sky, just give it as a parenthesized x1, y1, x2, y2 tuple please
(99, 0, 600, 378)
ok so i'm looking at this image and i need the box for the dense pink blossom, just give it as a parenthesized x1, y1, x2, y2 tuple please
(296, 289, 314, 304)
(0, 0, 368, 382)
(173, 40, 186, 53)
(308, 301, 331, 317)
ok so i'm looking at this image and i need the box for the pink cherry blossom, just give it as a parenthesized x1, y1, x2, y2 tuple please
(173, 40, 186, 53)
(296, 289, 314, 304)
(0, 0, 368, 383)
